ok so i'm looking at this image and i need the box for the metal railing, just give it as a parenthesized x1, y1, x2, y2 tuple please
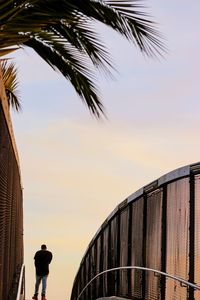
(16, 264, 25, 300)
(77, 266, 200, 300)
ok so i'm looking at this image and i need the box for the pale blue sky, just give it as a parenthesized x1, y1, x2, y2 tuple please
(10, 1, 200, 299)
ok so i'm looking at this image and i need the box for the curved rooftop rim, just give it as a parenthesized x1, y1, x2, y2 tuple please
(80, 162, 200, 264)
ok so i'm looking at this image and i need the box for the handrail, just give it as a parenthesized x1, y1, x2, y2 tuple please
(16, 264, 25, 300)
(77, 265, 200, 300)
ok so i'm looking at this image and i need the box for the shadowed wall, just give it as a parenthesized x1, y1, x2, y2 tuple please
(0, 70, 23, 300)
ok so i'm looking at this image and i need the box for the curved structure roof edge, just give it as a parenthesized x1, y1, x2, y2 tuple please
(82, 162, 200, 262)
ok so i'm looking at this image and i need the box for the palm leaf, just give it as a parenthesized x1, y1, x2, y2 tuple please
(0, 47, 19, 57)
(0, 0, 165, 117)
(24, 36, 105, 117)
(1, 61, 21, 111)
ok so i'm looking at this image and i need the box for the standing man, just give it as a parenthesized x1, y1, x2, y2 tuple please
(32, 244, 53, 300)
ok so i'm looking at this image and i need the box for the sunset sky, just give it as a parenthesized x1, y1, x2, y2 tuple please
(10, 0, 200, 299)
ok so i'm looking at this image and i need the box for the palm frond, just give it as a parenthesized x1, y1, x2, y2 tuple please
(1, 61, 21, 111)
(0, 0, 165, 117)
(51, 21, 114, 74)
(70, 0, 165, 57)
(0, 47, 19, 57)
(24, 36, 104, 117)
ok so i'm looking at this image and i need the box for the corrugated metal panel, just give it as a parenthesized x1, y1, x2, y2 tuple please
(96, 235, 103, 298)
(194, 174, 200, 299)
(102, 225, 109, 297)
(109, 216, 118, 296)
(165, 178, 189, 300)
(85, 254, 90, 299)
(131, 197, 144, 299)
(80, 263, 85, 293)
(119, 207, 129, 297)
(90, 243, 97, 299)
(0, 103, 23, 300)
(145, 189, 162, 300)
(0, 122, 8, 299)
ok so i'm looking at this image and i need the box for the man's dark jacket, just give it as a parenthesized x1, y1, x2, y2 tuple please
(34, 249, 53, 276)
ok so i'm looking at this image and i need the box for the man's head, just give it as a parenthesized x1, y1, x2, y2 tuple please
(41, 244, 47, 250)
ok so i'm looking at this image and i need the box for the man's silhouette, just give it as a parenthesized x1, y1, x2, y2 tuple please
(32, 244, 53, 300)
